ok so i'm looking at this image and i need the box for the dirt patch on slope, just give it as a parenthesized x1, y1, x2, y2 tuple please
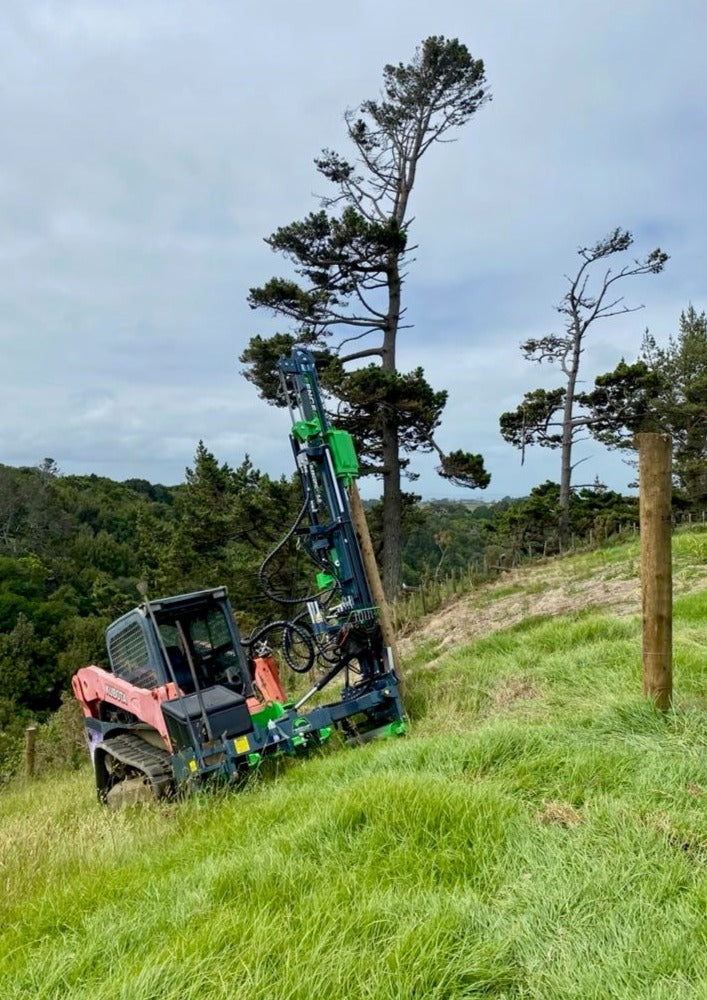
(399, 560, 641, 665)
(399, 541, 706, 668)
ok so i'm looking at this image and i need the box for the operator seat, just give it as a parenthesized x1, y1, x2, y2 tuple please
(164, 645, 193, 692)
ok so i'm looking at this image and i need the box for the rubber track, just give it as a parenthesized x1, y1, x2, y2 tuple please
(100, 732, 174, 798)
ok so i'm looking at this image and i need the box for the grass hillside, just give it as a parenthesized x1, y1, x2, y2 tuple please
(1, 528, 706, 999)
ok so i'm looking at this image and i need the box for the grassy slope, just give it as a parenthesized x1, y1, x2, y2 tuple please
(1, 529, 706, 1000)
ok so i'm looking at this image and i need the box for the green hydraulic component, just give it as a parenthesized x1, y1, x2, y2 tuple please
(325, 429, 359, 480)
(292, 416, 322, 442)
(249, 701, 285, 728)
(280, 348, 374, 616)
(292, 419, 357, 482)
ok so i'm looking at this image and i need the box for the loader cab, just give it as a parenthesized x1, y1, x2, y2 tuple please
(105, 588, 252, 698)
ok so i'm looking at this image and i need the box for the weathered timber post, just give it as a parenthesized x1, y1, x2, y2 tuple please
(25, 725, 37, 779)
(346, 482, 403, 693)
(636, 432, 673, 710)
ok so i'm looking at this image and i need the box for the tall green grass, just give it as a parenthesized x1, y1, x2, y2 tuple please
(1, 537, 706, 999)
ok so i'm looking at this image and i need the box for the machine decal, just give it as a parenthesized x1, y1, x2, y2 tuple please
(105, 684, 128, 705)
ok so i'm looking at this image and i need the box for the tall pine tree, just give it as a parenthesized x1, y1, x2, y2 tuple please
(242, 36, 491, 597)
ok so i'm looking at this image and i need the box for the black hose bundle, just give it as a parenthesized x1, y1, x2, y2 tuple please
(251, 478, 342, 675)
(257, 490, 311, 606)
(242, 619, 317, 674)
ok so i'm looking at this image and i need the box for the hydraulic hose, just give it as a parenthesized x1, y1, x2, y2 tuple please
(257, 482, 338, 607)
(242, 619, 316, 674)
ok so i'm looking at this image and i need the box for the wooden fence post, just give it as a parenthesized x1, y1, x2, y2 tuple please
(25, 725, 37, 779)
(346, 482, 403, 692)
(636, 432, 673, 710)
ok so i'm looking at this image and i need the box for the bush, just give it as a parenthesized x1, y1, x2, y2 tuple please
(0, 697, 29, 785)
(34, 695, 88, 776)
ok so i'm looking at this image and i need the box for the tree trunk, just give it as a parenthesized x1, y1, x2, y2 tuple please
(380, 261, 403, 599)
(558, 418, 573, 543)
(558, 332, 582, 543)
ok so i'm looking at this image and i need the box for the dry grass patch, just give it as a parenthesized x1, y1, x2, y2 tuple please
(491, 676, 538, 711)
(536, 800, 584, 828)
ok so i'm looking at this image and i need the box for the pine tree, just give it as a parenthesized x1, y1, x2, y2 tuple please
(242, 36, 491, 597)
(583, 306, 707, 508)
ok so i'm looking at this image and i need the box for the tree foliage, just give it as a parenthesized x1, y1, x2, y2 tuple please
(582, 306, 707, 507)
(242, 36, 491, 596)
(487, 480, 638, 555)
(400, 499, 490, 584)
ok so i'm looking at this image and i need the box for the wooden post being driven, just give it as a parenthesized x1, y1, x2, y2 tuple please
(636, 432, 673, 710)
(346, 481, 404, 694)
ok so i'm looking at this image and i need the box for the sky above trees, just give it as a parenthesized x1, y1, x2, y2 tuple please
(1, 0, 705, 499)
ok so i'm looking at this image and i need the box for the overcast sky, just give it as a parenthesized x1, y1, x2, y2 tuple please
(1, 0, 705, 500)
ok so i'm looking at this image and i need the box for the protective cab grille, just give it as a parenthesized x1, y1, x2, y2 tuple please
(108, 620, 159, 689)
